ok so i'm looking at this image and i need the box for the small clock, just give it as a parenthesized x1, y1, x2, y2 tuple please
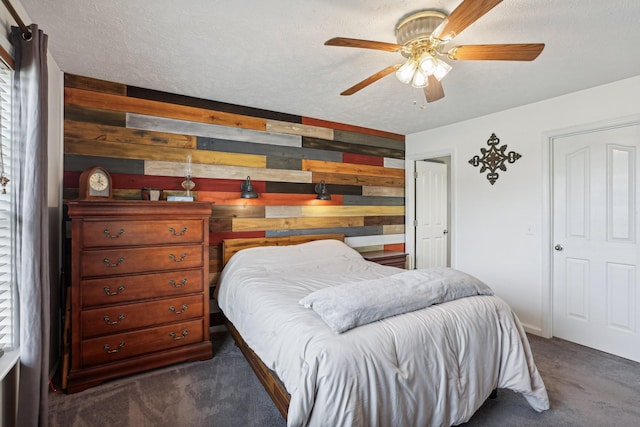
(78, 166, 113, 200)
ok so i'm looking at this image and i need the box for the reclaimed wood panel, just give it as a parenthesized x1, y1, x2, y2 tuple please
(362, 186, 405, 197)
(128, 114, 302, 148)
(265, 206, 303, 218)
(266, 120, 333, 140)
(65, 105, 126, 127)
(210, 205, 265, 219)
(301, 117, 404, 142)
(266, 156, 302, 171)
(266, 226, 382, 238)
(384, 157, 406, 169)
(65, 138, 265, 168)
(197, 192, 343, 206)
(302, 159, 404, 179)
(185, 178, 266, 193)
(383, 225, 405, 235)
(128, 85, 302, 123)
(265, 181, 362, 196)
(303, 137, 405, 159)
(384, 243, 406, 252)
(65, 87, 266, 131)
(342, 195, 405, 206)
(198, 136, 341, 162)
(312, 171, 404, 187)
(65, 120, 196, 149)
(232, 216, 364, 232)
(64, 74, 126, 95)
(342, 152, 384, 166)
(64, 155, 144, 174)
(365, 216, 405, 226)
(333, 129, 405, 150)
(210, 218, 233, 233)
(299, 205, 404, 217)
(353, 245, 385, 253)
(145, 161, 311, 183)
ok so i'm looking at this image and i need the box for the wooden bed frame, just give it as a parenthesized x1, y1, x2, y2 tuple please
(220, 233, 345, 420)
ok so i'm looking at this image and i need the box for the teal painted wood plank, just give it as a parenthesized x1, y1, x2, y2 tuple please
(342, 195, 405, 206)
(265, 225, 383, 238)
(198, 136, 342, 162)
(126, 113, 302, 147)
(64, 154, 144, 174)
(334, 129, 406, 151)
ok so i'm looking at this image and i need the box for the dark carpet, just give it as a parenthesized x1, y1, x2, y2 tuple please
(49, 332, 640, 426)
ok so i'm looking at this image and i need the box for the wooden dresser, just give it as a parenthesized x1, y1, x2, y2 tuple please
(65, 201, 213, 393)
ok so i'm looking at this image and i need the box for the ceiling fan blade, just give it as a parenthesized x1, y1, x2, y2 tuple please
(434, 0, 503, 40)
(325, 37, 402, 52)
(449, 43, 545, 61)
(424, 75, 445, 102)
(340, 64, 401, 96)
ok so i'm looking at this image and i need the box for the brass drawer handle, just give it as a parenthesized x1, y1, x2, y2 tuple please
(168, 227, 187, 236)
(103, 285, 125, 296)
(169, 304, 188, 315)
(103, 228, 125, 238)
(168, 278, 188, 288)
(169, 329, 188, 341)
(103, 313, 125, 325)
(168, 253, 187, 262)
(103, 257, 125, 267)
(103, 342, 125, 354)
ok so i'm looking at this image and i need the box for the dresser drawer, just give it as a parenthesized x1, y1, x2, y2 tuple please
(81, 219, 204, 248)
(80, 269, 204, 307)
(81, 294, 204, 338)
(80, 319, 204, 367)
(80, 244, 204, 277)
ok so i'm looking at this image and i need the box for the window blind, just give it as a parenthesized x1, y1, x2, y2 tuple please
(0, 62, 14, 352)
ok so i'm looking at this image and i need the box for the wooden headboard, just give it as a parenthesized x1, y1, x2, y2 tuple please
(221, 233, 345, 266)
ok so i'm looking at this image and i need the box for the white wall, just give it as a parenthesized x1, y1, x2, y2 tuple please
(406, 75, 640, 335)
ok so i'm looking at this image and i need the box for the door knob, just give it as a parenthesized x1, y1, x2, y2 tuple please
(554, 244, 563, 251)
(443, 229, 449, 235)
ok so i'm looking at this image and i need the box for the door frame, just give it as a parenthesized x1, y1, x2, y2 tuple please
(541, 114, 640, 339)
(406, 148, 456, 270)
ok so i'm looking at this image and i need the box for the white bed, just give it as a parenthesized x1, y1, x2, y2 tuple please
(216, 238, 549, 427)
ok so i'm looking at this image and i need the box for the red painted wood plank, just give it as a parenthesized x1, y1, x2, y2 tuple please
(210, 231, 265, 246)
(301, 117, 405, 142)
(342, 152, 384, 167)
(384, 243, 406, 252)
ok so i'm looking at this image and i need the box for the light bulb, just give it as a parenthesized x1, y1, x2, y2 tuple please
(411, 69, 429, 88)
(433, 59, 452, 81)
(396, 59, 417, 85)
(419, 55, 437, 75)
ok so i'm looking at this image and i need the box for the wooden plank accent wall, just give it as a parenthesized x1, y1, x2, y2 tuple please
(62, 74, 406, 295)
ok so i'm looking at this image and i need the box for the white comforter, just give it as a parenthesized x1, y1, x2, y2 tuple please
(216, 240, 549, 427)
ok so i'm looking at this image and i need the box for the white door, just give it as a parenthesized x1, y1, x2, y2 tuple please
(552, 123, 640, 362)
(415, 160, 448, 268)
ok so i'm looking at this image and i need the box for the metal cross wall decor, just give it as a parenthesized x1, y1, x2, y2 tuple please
(468, 133, 521, 185)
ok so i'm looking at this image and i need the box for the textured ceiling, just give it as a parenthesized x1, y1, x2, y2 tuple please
(17, 0, 640, 135)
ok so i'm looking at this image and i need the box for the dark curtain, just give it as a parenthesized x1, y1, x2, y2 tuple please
(11, 24, 50, 427)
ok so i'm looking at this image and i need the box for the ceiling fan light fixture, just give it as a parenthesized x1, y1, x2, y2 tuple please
(396, 59, 418, 84)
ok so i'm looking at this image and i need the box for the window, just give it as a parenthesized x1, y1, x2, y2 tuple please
(0, 59, 14, 354)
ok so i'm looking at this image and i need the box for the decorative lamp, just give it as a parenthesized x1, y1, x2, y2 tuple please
(240, 176, 258, 198)
(314, 180, 331, 200)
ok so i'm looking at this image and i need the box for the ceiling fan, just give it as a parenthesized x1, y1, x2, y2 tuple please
(325, 0, 544, 103)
